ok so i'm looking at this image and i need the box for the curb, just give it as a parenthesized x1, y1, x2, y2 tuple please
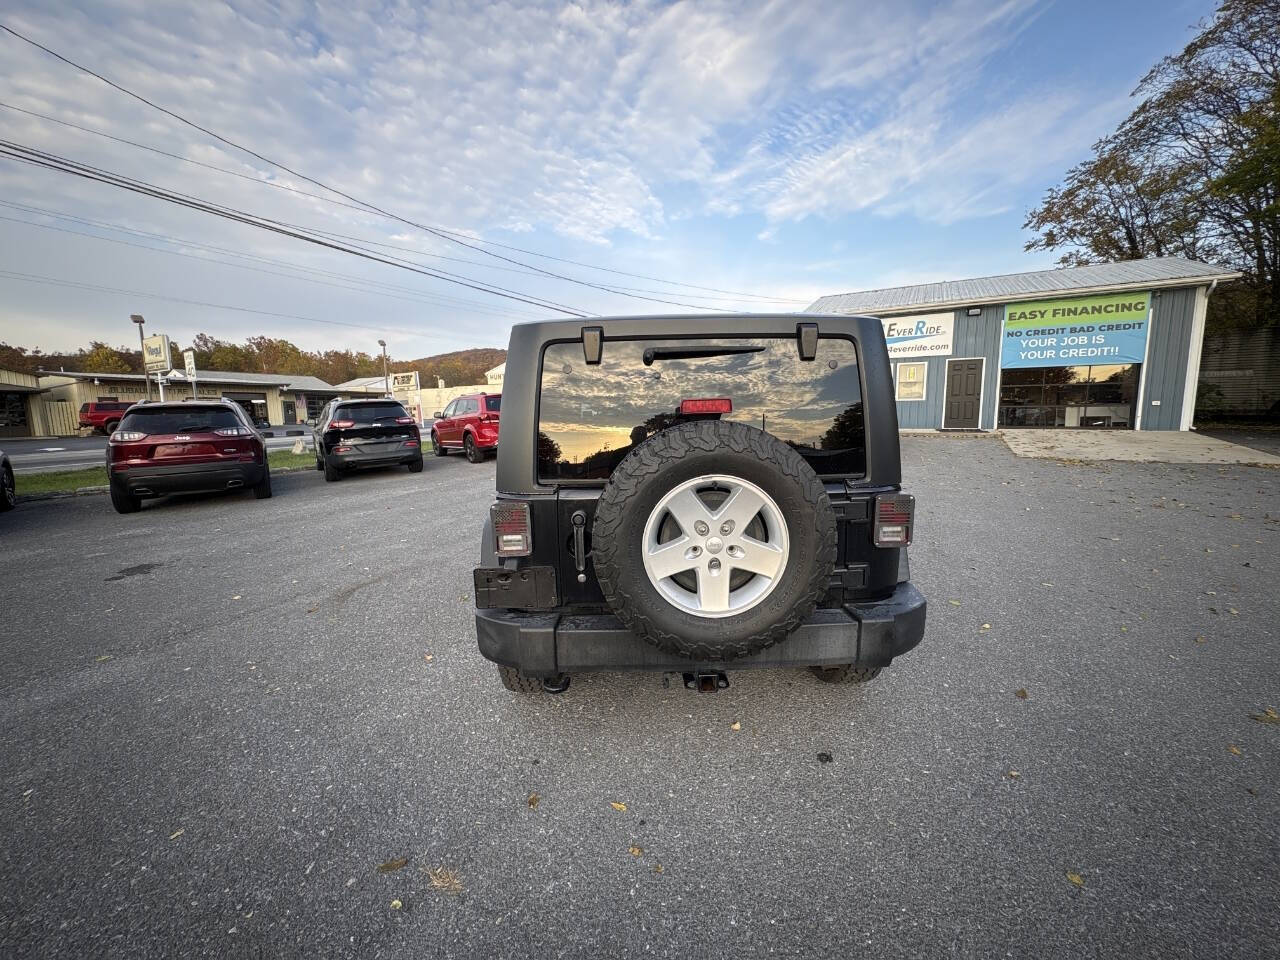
(16, 464, 317, 504)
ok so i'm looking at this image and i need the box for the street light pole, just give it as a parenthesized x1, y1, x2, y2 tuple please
(131, 314, 151, 401)
(378, 339, 389, 397)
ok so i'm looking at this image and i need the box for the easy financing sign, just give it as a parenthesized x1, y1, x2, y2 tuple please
(881, 313, 954, 358)
(1002, 292, 1150, 369)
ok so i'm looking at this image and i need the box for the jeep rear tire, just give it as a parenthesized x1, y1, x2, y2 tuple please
(497, 665, 542, 693)
(592, 420, 836, 661)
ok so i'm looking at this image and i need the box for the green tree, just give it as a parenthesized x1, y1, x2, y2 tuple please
(80, 341, 133, 373)
(1025, 0, 1280, 329)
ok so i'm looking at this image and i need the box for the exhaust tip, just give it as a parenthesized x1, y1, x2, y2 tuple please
(226, 479, 244, 488)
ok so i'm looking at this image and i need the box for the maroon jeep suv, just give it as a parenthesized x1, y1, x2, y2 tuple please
(106, 399, 271, 514)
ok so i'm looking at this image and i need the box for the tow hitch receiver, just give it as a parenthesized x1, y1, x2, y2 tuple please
(683, 671, 729, 692)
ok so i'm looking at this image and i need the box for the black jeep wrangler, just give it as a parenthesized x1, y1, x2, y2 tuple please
(472, 314, 925, 693)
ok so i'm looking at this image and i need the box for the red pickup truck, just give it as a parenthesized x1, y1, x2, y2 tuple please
(80, 401, 134, 434)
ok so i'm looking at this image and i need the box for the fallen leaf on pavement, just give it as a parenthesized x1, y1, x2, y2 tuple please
(95, 655, 113, 663)
(169, 829, 184, 840)
(423, 654, 434, 662)
(232, 595, 242, 600)
(1006, 770, 1021, 779)
(653, 864, 664, 874)
(1228, 744, 1242, 756)
(730, 721, 741, 731)
(390, 899, 402, 910)
(425, 866, 462, 894)
(980, 623, 991, 631)
(629, 846, 643, 857)
(610, 801, 628, 812)
(527, 793, 540, 809)
(817, 752, 833, 764)
(1194, 636, 1206, 644)
(1015, 688, 1028, 700)
(1250, 708, 1280, 725)
(1066, 872, 1085, 888)
(377, 857, 409, 874)
(947, 599, 962, 606)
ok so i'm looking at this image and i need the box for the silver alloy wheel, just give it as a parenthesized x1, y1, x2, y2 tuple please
(2, 469, 13, 507)
(641, 474, 789, 618)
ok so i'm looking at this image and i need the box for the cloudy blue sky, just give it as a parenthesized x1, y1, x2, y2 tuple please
(0, 0, 1214, 361)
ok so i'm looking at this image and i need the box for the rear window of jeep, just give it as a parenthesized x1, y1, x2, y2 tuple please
(537, 337, 865, 481)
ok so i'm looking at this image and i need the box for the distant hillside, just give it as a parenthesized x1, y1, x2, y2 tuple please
(391, 347, 506, 387)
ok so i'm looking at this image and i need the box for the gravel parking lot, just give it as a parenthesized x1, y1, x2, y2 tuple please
(2, 437, 1277, 959)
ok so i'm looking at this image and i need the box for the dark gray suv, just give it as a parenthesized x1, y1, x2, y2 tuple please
(472, 314, 926, 694)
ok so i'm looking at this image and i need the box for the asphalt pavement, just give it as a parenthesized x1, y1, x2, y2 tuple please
(1, 437, 1277, 958)
(4, 434, 314, 474)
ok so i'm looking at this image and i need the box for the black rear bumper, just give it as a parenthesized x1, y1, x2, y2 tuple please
(327, 447, 420, 469)
(113, 461, 264, 496)
(475, 581, 926, 677)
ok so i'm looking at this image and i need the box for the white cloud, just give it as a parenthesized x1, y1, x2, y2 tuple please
(0, 0, 1127, 353)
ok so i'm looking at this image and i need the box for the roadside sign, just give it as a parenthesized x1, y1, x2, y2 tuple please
(183, 349, 197, 379)
(143, 334, 171, 373)
(391, 371, 419, 391)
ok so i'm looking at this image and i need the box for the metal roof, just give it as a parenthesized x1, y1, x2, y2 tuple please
(807, 257, 1243, 316)
(333, 376, 388, 390)
(38, 369, 340, 391)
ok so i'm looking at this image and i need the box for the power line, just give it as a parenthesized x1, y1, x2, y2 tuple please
(0, 138, 594, 316)
(0, 268, 461, 337)
(0, 200, 549, 321)
(0, 24, 768, 312)
(0, 100, 807, 304)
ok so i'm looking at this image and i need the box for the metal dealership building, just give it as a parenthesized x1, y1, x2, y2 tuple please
(808, 257, 1242, 431)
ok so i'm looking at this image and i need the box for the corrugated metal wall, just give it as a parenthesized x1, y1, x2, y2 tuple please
(1198, 328, 1280, 417)
(892, 306, 1001, 429)
(1140, 286, 1197, 430)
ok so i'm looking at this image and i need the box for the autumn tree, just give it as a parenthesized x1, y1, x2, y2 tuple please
(1025, 0, 1280, 329)
(80, 341, 134, 373)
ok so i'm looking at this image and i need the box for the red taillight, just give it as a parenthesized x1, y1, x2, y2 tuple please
(213, 427, 253, 437)
(110, 431, 146, 442)
(491, 501, 532, 557)
(873, 494, 914, 547)
(330, 419, 355, 429)
(334, 445, 352, 454)
(395, 416, 414, 424)
(679, 397, 732, 415)
(404, 439, 420, 447)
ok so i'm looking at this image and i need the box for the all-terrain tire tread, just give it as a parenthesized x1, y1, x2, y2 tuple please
(497, 665, 543, 693)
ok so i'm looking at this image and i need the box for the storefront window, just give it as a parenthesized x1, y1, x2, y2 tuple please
(895, 362, 927, 401)
(998, 364, 1140, 429)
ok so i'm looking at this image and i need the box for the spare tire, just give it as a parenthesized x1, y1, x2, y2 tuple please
(592, 420, 836, 661)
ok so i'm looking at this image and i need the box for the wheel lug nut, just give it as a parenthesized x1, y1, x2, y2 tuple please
(694, 520, 709, 535)
(720, 520, 734, 535)
(708, 558, 721, 572)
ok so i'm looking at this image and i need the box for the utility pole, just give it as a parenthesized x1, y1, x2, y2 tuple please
(131, 314, 151, 401)
(378, 339, 389, 397)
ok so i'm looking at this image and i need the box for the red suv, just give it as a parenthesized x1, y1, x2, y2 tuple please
(431, 392, 500, 463)
(79, 401, 133, 434)
(106, 399, 271, 513)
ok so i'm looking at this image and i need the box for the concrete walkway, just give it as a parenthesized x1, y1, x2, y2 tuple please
(999, 428, 1280, 465)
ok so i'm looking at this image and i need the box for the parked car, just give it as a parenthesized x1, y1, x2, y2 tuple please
(431, 392, 500, 463)
(471, 315, 925, 694)
(106, 399, 271, 513)
(0, 448, 14, 512)
(313, 398, 423, 481)
(79, 401, 133, 434)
